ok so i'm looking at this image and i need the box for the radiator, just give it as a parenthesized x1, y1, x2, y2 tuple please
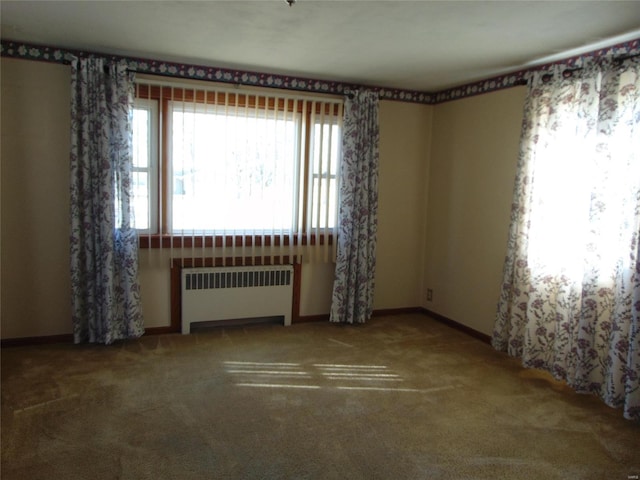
(181, 265, 294, 334)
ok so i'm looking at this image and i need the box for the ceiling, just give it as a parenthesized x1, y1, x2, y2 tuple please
(2, 1, 640, 92)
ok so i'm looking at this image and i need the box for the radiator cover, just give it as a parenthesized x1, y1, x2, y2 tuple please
(181, 265, 294, 334)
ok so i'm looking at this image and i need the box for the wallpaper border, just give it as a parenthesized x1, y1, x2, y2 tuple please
(0, 40, 434, 104)
(2, 37, 639, 104)
(432, 37, 640, 104)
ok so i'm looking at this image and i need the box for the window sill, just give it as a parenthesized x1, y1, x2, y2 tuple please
(138, 234, 333, 249)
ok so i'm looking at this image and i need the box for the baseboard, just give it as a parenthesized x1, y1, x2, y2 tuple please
(373, 307, 425, 317)
(298, 307, 424, 323)
(1, 327, 178, 347)
(420, 308, 492, 344)
(376, 307, 492, 344)
(1, 308, 491, 346)
(296, 314, 330, 323)
(144, 326, 178, 336)
(1, 334, 74, 347)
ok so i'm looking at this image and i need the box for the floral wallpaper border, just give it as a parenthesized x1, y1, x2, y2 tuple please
(433, 37, 640, 104)
(0, 40, 434, 104)
(1, 38, 639, 104)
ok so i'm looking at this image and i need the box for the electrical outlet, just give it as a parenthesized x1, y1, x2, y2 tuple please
(427, 289, 433, 302)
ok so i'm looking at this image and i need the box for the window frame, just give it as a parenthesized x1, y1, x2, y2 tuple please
(132, 81, 342, 249)
(131, 98, 159, 235)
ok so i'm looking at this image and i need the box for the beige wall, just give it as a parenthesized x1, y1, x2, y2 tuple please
(0, 58, 435, 338)
(136, 100, 435, 325)
(424, 87, 526, 335)
(1, 58, 73, 338)
(0, 56, 527, 339)
(375, 100, 432, 309)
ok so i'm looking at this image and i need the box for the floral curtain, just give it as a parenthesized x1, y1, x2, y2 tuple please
(330, 91, 380, 324)
(493, 58, 640, 420)
(69, 57, 144, 344)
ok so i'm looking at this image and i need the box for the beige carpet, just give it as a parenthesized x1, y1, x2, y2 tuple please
(2, 314, 639, 479)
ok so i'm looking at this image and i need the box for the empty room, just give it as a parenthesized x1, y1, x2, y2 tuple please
(1, 1, 639, 479)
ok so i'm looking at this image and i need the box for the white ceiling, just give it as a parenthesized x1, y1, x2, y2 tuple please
(2, 1, 640, 92)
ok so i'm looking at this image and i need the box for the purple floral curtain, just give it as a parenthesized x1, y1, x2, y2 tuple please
(330, 91, 379, 324)
(493, 58, 640, 420)
(69, 57, 144, 344)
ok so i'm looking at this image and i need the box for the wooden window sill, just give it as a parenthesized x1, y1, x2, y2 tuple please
(138, 234, 333, 249)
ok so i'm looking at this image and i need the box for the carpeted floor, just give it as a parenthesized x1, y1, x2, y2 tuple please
(2, 314, 639, 479)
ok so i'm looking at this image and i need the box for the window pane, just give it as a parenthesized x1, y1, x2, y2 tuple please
(132, 172, 149, 230)
(131, 100, 158, 233)
(132, 108, 149, 168)
(312, 123, 339, 175)
(170, 105, 297, 233)
(311, 177, 337, 229)
(310, 121, 340, 229)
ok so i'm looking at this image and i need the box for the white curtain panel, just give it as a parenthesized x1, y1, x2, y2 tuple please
(493, 58, 640, 420)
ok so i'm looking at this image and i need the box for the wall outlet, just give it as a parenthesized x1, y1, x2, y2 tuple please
(427, 289, 433, 302)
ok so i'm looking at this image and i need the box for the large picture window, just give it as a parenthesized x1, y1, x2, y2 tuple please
(132, 80, 343, 258)
(169, 102, 298, 233)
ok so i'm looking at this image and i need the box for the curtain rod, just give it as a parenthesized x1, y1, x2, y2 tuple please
(615, 52, 640, 62)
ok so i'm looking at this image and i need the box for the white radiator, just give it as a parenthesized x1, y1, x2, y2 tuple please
(181, 265, 294, 334)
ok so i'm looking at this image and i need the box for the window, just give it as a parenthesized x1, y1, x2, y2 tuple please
(131, 99, 158, 233)
(132, 81, 343, 247)
(521, 70, 639, 281)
